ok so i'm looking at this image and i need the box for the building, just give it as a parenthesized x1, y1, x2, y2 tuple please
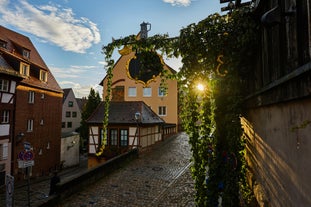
(62, 88, 82, 136)
(0, 25, 63, 179)
(242, 1, 311, 206)
(0, 56, 23, 185)
(100, 37, 178, 135)
(87, 101, 164, 168)
(60, 88, 81, 168)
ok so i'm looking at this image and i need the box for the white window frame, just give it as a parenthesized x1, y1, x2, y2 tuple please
(0, 79, 9, 92)
(2, 110, 9, 123)
(40, 70, 47, 82)
(143, 87, 152, 97)
(159, 106, 167, 116)
(20, 62, 30, 76)
(28, 91, 35, 103)
(128, 87, 137, 97)
(27, 119, 33, 132)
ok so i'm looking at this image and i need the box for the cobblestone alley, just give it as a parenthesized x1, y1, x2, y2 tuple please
(60, 132, 195, 207)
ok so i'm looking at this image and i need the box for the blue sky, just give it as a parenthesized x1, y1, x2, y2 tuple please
(0, 0, 224, 98)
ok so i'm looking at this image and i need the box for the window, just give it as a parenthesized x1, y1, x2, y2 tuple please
(40, 119, 44, 125)
(158, 87, 167, 97)
(143, 87, 152, 97)
(66, 111, 71, 117)
(0, 79, 9, 92)
(23, 49, 30, 59)
(20, 63, 29, 76)
(1, 110, 9, 123)
(0, 143, 9, 160)
(62, 122, 65, 128)
(40, 70, 47, 82)
(27, 119, 33, 132)
(128, 87, 137, 97)
(0, 40, 7, 49)
(68, 101, 73, 107)
(158, 106, 167, 116)
(72, 112, 77, 117)
(28, 91, 35, 103)
(67, 122, 72, 128)
(120, 129, 128, 146)
(110, 129, 118, 146)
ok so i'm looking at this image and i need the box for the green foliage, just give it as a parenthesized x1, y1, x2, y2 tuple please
(178, 9, 259, 206)
(80, 88, 101, 147)
(100, 8, 259, 206)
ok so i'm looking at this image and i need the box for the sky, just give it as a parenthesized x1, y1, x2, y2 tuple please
(0, 0, 225, 98)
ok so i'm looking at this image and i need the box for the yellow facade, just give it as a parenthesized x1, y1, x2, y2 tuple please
(102, 51, 178, 126)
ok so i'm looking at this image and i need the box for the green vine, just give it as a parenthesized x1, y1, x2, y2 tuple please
(100, 7, 259, 206)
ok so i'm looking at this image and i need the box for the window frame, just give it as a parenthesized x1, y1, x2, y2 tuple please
(158, 87, 167, 97)
(158, 106, 167, 116)
(20, 62, 30, 76)
(65, 111, 71, 117)
(0, 79, 9, 92)
(143, 87, 152, 97)
(68, 101, 73, 107)
(40, 70, 47, 82)
(28, 91, 35, 104)
(110, 129, 118, 146)
(72, 111, 77, 118)
(120, 129, 129, 147)
(1, 110, 9, 123)
(128, 87, 137, 97)
(27, 119, 33, 132)
(67, 122, 72, 128)
(23, 49, 30, 59)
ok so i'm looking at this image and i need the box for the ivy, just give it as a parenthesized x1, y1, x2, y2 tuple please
(99, 7, 259, 206)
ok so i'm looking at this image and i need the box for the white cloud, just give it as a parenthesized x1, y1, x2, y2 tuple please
(49, 65, 99, 80)
(163, 0, 192, 6)
(59, 82, 102, 98)
(0, 0, 100, 53)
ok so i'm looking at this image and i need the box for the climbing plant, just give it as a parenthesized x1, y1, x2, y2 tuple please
(99, 7, 259, 206)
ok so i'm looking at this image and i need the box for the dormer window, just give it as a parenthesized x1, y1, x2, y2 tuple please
(20, 62, 29, 76)
(23, 49, 30, 59)
(40, 70, 47, 82)
(0, 40, 7, 49)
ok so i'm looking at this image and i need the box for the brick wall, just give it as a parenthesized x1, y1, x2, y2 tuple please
(14, 85, 63, 179)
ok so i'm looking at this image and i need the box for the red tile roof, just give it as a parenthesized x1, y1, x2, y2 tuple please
(0, 25, 62, 93)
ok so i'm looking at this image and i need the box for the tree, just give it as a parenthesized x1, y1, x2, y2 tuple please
(80, 88, 101, 150)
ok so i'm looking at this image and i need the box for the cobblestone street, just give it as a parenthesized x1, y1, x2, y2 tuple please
(60, 132, 195, 207)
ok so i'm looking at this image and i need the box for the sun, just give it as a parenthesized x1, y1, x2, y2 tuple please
(196, 83, 205, 91)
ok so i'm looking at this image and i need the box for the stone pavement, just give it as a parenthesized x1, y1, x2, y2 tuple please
(0, 132, 195, 206)
(60, 132, 195, 207)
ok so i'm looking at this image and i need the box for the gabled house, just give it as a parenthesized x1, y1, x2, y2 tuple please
(0, 55, 23, 185)
(0, 25, 63, 179)
(87, 101, 164, 167)
(100, 33, 179, 136)
(62, 88, 81, 136)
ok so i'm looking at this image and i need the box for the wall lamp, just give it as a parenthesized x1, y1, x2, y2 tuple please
(67, 140, 76, 150)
